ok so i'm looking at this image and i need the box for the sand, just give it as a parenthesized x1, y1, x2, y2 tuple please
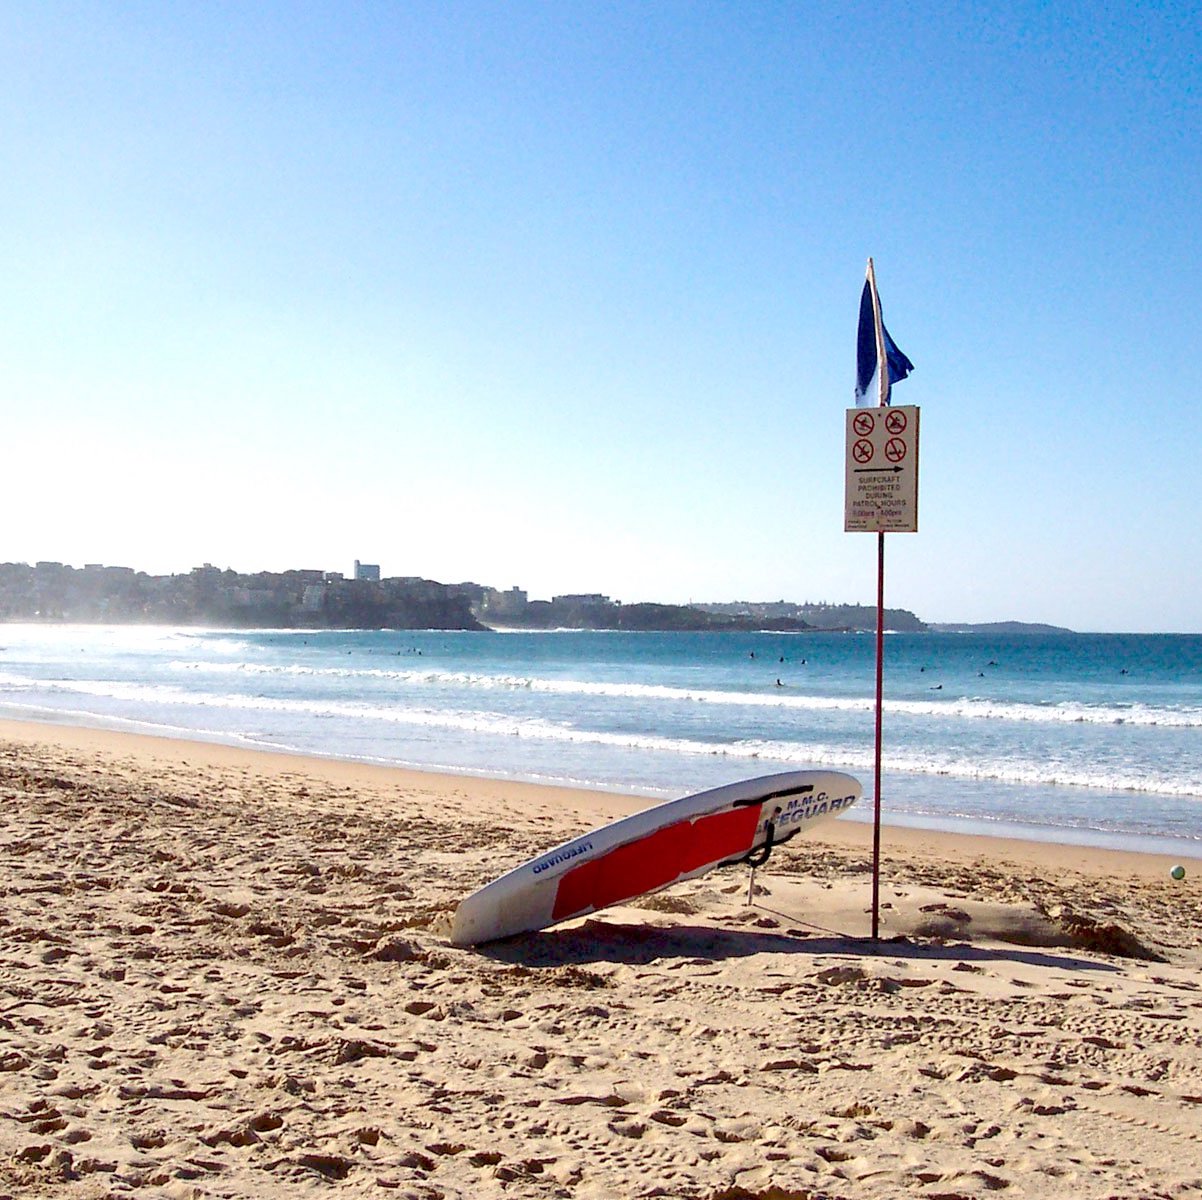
(1, 717, 1200, 1200)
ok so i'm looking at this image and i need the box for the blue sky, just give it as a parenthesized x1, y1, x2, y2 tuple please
(3, 2, 1199, 632)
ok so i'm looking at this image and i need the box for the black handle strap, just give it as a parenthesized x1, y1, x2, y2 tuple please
(742, 806, 783, 868)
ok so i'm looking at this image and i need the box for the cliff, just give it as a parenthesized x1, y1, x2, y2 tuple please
(0, 563, 484, 631)
(1, 560, 937, 634)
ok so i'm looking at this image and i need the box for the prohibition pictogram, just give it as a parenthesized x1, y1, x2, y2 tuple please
(884, 437, 907, 463)
(853, 411, 875, 437)
(885, 410, 908, 435)
(852, 439, 874, 464)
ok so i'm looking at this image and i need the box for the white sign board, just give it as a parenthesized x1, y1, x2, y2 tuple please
(844, 405, 920, 533)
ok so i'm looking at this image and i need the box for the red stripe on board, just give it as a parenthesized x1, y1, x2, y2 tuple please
(551, 804, 762, 922)
(680, 806, 761, 874)
(551, 856, 600, 922)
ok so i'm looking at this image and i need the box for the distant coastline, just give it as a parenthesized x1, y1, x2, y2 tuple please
(0, 560, 1061, 634)
(928, 621, 1076, 635)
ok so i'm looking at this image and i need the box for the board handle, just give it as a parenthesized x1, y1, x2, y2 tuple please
(742, 806, 783, 869)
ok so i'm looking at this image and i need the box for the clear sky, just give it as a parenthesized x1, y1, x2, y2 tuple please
(3, 2, 1199, 632)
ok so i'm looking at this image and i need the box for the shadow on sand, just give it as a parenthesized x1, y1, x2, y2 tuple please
(478, 917, 1121, 975)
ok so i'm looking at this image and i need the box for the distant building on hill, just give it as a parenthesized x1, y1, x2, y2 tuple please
(353, 560, 381, 582)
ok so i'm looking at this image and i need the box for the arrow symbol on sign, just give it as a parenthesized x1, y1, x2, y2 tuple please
(855, 466, 905, 474)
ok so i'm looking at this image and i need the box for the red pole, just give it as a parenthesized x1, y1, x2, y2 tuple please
(872, 529, 885, 939)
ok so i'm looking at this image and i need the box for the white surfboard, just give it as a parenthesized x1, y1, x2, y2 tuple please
(450, 770, 861, 946)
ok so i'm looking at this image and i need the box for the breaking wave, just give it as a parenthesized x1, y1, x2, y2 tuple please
(5, 674, 1200, 799)
(163, 661, 1202, 728)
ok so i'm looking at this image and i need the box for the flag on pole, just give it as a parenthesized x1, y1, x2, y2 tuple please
(855, 258, 914, 407)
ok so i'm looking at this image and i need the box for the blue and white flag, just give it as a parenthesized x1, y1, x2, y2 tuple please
(855, 259, 914, 407)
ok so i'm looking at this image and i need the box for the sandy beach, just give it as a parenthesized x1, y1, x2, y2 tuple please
(1, 718, 1200, 1199)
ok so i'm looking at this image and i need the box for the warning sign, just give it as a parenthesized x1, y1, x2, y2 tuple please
(845, 405, 920, 533)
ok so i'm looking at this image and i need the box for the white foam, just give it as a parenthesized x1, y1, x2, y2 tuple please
(162, 660, 1202, 727)
(20, 674, 1202, 799)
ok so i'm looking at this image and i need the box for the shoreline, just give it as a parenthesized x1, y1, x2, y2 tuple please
(3, 715, 1202, 1197)
(2, 716, 1197, 879)
(3, 713, 1200, 870)
(3, 625, 1198, 864)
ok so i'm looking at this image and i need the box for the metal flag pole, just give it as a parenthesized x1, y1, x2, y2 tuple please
(872, 528, 885, 939)
(848, 258, 916, 943)
(866, 257, 889, 942)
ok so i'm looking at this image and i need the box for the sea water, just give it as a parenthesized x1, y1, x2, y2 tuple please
(0, 624, 1199, 857)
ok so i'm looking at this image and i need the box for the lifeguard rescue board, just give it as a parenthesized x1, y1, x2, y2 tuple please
(449, 770, 861, 947)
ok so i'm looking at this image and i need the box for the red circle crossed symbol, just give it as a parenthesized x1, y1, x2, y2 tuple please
(852, 439, 874, 464)
(884, 437, 907, 463)
(885, 410, 908, 435)
(853, 411, 875, 437)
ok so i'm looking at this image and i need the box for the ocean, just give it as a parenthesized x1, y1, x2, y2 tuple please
(1, 624, 1199, 857)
